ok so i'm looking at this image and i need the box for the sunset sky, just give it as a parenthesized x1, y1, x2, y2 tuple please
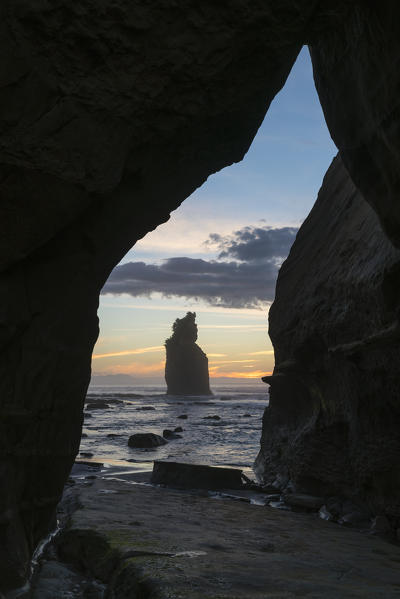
(92, 47, 337, 384)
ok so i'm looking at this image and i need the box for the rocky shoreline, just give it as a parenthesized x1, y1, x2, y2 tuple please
(28, 461, 400, 599)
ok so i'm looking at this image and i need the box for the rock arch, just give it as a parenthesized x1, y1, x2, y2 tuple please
(1, 1, 400, 591)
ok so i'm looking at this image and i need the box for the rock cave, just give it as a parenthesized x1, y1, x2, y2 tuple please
(1, 1, 400, 595)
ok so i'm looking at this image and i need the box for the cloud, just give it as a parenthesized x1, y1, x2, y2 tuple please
(209, 368, 272, 379)
(92, 346, 164, 359)
(101, 361, 165, 375)
(205, 225, 298, 263)
(209, 359, 256, 365)
(102, 225, 298, 309)
(101, 302, 263, 317)
(200, 324, 266, 329)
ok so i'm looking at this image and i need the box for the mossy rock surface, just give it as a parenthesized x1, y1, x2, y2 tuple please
(56, 477, 400, 598)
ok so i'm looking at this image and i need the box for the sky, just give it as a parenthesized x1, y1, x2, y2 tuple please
(92, 47, 337, 385)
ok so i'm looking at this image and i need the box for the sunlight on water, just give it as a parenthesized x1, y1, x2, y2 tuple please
(80, 384, 268, 476)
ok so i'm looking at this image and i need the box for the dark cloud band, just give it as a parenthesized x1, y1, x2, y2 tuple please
(207, 226, 298, 262)
(102, 225, 298, 308)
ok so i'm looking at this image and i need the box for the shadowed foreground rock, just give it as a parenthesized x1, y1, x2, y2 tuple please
(151, 460, 243, 490)
(50, 477, 400, 598)
(256, 155, 400, 524)
(165, 312, 211, 395)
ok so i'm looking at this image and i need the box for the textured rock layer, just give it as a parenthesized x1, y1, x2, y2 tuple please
(256, 155, 400, 524)
(0, 3, 305, 590)
(310, 3, 400, 244)
(55, 476, 400, 598)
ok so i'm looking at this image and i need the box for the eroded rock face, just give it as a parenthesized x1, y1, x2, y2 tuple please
(256, 155, 400, 524)
(165, 312, 211, 395)
(0, 4, 308, 591)
(310, 3, 400, 245)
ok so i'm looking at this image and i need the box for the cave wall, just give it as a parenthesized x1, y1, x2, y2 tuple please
(1, 0, 400, 593)
(256, 155, 400, 523)
(309, 2, 400, 244)
(0, 2, 313, 592)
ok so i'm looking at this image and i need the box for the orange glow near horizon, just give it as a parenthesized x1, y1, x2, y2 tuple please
(103, 360, 165, 375)
(209, 370, 272, 379)
(94, 359, 272, 380)
(92, 303, 274, 381)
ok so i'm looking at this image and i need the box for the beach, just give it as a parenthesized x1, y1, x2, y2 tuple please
(28, 383, 400, 598)
(31, 463, 400, 598)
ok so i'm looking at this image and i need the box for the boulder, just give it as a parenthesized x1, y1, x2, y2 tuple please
(264, 494, 282, 503)
(128, 434, 167, 449)
(151, 461, 243, 490)
(85, 402, 110, 410)
(105, 399, 124, 405)
(339, 511, 370, 528)
(370, 515, 392, 536)
(319, 506, 334, 522)
(162, 430, 182, 440)
(283, 494, 324, 511)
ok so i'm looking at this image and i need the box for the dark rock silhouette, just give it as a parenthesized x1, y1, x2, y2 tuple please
(162, 429, 182, 440)
(165, 312, 211, 395)
(151, 460, 243, 490)
(1, 2, 400, 593)
(128, 433, 167, 448)
(255, 155, 400, 521)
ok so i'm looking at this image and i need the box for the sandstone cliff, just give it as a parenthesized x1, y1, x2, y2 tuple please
(165, 312, 211, 396)
(256, 155, 400, 525)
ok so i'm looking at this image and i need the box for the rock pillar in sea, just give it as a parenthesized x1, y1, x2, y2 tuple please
(165, 312, 211, 395)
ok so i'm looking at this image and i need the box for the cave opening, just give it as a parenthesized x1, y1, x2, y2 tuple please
(79, 47, 336, 481)
(5, 3, 400, 595)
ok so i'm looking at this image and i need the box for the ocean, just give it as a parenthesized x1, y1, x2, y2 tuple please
(79, 383, 269, 478)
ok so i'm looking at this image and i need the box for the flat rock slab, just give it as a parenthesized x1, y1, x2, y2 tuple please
(151, 460, 243, 490)
(56, 477, 400, 598)
(283, 493, 325, 511)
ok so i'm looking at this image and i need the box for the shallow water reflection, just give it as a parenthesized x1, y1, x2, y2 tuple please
(80, 384, 268, 477)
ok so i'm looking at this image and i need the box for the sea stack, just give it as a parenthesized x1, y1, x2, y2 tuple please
(165, 312, 211, 395)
